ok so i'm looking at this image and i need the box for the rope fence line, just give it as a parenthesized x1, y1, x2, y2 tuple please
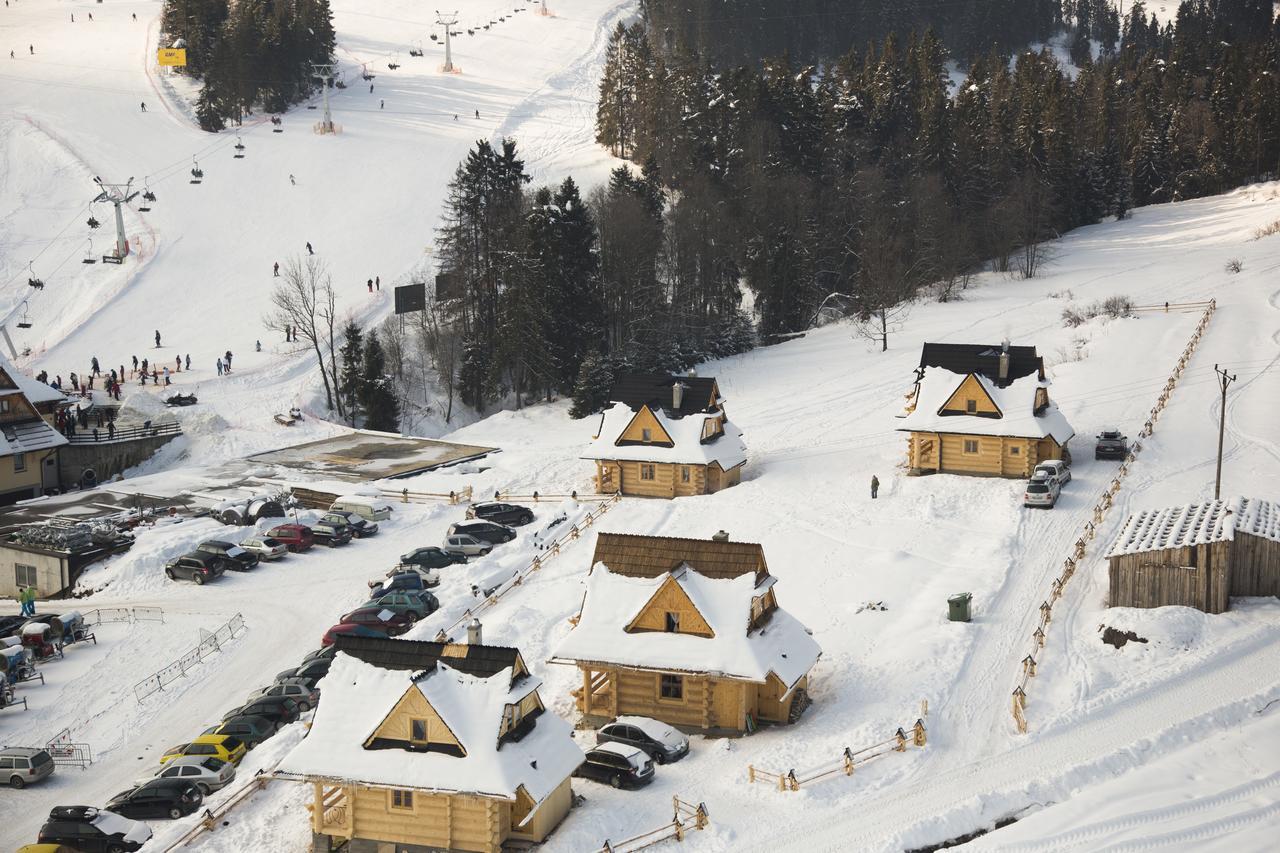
(595, 797, 710, 853)
(747, 720, 927, 792)
(434, 492, 622, 642)
(1011, 299, 1217, 733)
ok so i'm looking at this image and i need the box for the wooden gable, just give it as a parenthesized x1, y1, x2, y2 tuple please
(365, 685, 466, 755)
(938, 373, 1002, 418)
(625, 574, 715, 638)
(615, 405, 675, 447)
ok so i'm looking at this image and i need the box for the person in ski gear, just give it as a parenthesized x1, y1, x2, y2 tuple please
(107, 420, 115, 439)
(141, 357, 148, 374)
(163, 367, 171, 386)
(224, 350, 233, 371)
(289, 175, 295, 186)
(475, 109, 479, 118)
(273, 261, 280, 276)
(216, 358, 223, 376)
(367, 278, 373, 292)
(141, 102, 146, 112)
(155, 329, 161, 347)
(70, 371, 79, 391)
(370, 83, 374, 93)
(132, 354, 139, 373)
(91, 356, 100, 375)
(255, 339, 262, 352)
(380, 99, 384, 109)
(175, 355, 181, 372)
(306, 241, 313, 255)
(375, 276, 380, 290)
(185, 354, 191, 370)
(870, 474, 880, 499)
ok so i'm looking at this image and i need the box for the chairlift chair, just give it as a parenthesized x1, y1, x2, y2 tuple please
(234, 135, 246, 159)
(139, 178, 155, 211)
(87, 214, 101, 229)
(410, 41, 424, 57)
(430, 32, 439, 42)
(272, 116, 284, 133)
(388, 53, 400, 70)
(26, 262, 44, 290)
(190, 157, 204, 184)
(16, 301, 32, 329)
(82, 238, 98, 264)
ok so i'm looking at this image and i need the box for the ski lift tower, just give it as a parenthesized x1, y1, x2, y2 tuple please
(311, 62, 337, 134)
(92, 177, 137, 264)
(436, 10, 459, 72)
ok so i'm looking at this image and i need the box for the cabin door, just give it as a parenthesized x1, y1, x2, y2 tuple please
(916, 436, 937, 469)
(706, 464, 721, 493)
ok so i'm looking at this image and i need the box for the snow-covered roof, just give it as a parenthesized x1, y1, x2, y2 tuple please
(0, 351, 67, 406)
(582, 403, 747, 469)
(552, 565, 820, 690)
(897, 368, 1074, 444)
(0, 416, 68, 456)
(277, 652, 583, 805)
(1106, 497, 1280, 558)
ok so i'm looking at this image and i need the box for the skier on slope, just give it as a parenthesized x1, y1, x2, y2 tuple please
(90, 356, 100, 375)
(141, 102, 147, 112)
(273, 261, 280, 276)
(155, 329, 161, 347)
(306, 242, 314, 255)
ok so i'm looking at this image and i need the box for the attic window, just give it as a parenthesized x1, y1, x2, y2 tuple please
(641, 428, 652, 442)
(965, 399, 977, 413)
(410, 719, 428, 742)
(664, 612, 680, 633)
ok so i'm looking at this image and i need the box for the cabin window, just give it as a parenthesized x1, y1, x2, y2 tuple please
(410, 719, 428, 743)
(963, 439, 979, 454)
(664, 612, 680, 633)
(702, 418, 723, 440)
(1009, 445, 1020, 456)
(660, 674, 683, 700)
(681, 466, 691, 483)
(0, 399, 9, 414)
(965, 399, 977, 413)
(15, 563, 37, 587)
(390, 790, 414, 811)
(641, 427, 652, 442)
(12, 453, 24, 473)
(639, 464, 656, 481)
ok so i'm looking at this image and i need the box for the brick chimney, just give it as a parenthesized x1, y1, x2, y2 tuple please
(998, 340, 1010, 384)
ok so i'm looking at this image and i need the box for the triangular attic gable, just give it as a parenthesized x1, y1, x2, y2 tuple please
(364, 678, 466, 756)
(938, 373, 1003, 418)
(0, 365, 19, 392)
(614, 405, 675, 447)
(624, 572, 715, 638)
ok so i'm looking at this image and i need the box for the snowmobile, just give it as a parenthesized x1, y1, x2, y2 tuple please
(164, 393, 198, 407)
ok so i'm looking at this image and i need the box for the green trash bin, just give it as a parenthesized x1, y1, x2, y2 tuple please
(948, 593, 972, 622)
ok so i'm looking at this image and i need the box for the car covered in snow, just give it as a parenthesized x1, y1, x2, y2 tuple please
(105, 777, 203, 820)
(597, 716, 690, 764)
(574, 742, 655, 789)
(1032, 459, 1071, 488)
(329, 495, 394, 523)
(163, 553, 226, 585)
(443, 533, 492, 558)
(264, 523, 314, 552)
(1023, 472, 1060, 509)
(1095, 429, 1129, 460)
(239, 535, 287, 561)
(446, 519, 517, 545)
(196, 540, 259, 571)
(311, 517, 353, 547)
(465, 502, 534, 527)
(37, 805, 152, 852)
(322, 511, 378, 538)
(136, 755, 235, 795)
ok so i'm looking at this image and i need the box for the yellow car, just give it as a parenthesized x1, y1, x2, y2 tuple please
(17, 845, 79, 853)
(159, 734, 246, 766)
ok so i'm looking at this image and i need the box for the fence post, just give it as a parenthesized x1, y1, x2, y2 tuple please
(1039, 600, 1052, 626)
(1022, 654, 1037, 678)
(894, 728, 907, 751)
(786, 769, 799, 791)
(748, 764, 755, 784)
(913, 719, 927, 747)
(843, 747, 854, 775)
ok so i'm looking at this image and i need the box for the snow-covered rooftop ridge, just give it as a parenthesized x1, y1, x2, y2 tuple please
(277, 652, 582, 804)
(582, 402, 747, 469)
(1106, 497, 1280, 558)
(553, 564, 820, 689)
(0, 350, 66, 405)
(897, 367, 1074, 445)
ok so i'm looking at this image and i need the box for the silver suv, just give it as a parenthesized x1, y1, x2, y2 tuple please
(1024, 472, 1060, 508)
(1, 746, 55, 788)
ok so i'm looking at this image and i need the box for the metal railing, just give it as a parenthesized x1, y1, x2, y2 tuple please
(83, 606, 164, 626)
(133, 613, 246, 702)
(66, 421, 181, 444)
(46, 728, 93, 769)
(747, 720, 927, 791)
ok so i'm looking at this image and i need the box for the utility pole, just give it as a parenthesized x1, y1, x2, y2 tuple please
(311, 63, 336, 133)
(1213, 364, 1236, 500)
(92, 177, 137, 262)
(436, 10, 459, 72)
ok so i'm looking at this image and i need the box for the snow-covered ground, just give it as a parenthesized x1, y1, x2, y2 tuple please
(2, 1, 1280, 851)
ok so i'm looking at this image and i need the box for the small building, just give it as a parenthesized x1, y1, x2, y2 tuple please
(551, 532, 821, 734)
(0, 521, 131, 600)
(897, 342, 1073, 477)
(0, 354, 68, 502)
(1106, 497, 1280, 614)
(583, 373, 746, 498)
(277, 635, 583, 853)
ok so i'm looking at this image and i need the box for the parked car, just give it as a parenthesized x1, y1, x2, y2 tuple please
(1023, 473, 1061, 509)
(532, 512, 570, 549)
(105, 778, 203, 820)
(311, 518, 353, 547)
(275, 657, 332, 688)
(16, 844, 78, 853)
(163, 553, 226, 585)
(574, 743, 655, 789)
(239, 535, 288, 561)
(221, 697, 301, 730)
(320, 622, 388, 647)
(159, 734, 246, 766)
(1095, 428, 1129, 460)
(1, 746, 55, 788)
(265, 523, 314, 553)
(447, 520, 517, 545)
(37, 806, 152, 852)
(361, 591, 440, 624)
(387, 563, 440, 588)
(368, 571, 429, 599)
(323, 511, 378, 538)
(443, 533, 492, 559)
(202, 716, 276, 750)
(465, 502, 534, 527)
(302, 644, 337, 664)
(329, 496, 394, 522)
(197, 540, 259, 571)
(138, 755, 235, 795)
(247, 681, 319, 712)
(340, 606, 414, 636)
(1033, 459, 1071, 487)
(597, 717, 690, 764)
(400, 546, 466, 569)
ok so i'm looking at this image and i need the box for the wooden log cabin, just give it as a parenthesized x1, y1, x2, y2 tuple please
(0, 352, 68, 503)
(897, 342, 1074, 478)
(582, 372, 746, 498)
(551, 532, 821, 734)
(276, 634, 584, 853)
(1106, 497, 1280, 614)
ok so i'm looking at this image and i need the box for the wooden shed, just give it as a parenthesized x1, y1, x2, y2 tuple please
(551, 533, 821, 734)
(277, 635, 583, 853)
(1106, 497, 1280, 614)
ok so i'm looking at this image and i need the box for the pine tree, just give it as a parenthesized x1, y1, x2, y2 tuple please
(360, 334, 400, 432)
(569, 351, 614, 419)
(338, 321, 364, 426)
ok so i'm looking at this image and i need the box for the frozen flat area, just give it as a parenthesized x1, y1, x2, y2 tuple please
(2, 1, 1280, 851)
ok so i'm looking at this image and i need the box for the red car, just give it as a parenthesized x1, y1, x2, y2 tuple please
(320, 623, 388, 647)
(339, 607, 414, 637)
(266, 523, 314, 553)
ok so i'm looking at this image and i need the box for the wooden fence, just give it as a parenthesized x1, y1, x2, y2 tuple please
(747, 720, 927, 792)
(490, 490, 620, 504)
(434, 493, 622, 641)
(284, 484, 474, 510)
(595, 797, 710, 853)
(158, 772, 277, 852)
(1011, 299, 1216, 734)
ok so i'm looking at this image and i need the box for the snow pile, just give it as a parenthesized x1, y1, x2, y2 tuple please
(898, 368, 1075, 444)
(75, 516, 235, 596)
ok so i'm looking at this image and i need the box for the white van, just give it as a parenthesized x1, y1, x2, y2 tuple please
(329, 495, 394, 522)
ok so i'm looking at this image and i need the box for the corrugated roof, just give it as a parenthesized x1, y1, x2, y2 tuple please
(1106, 497, 1280, 558)
(592, 532, 768, 583)
(334, 635, 521, 682)
(609, 373, 720, 416)
(919, 343, 1043, 387)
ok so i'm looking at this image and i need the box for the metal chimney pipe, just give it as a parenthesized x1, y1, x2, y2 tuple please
(467, 617, 482, 645)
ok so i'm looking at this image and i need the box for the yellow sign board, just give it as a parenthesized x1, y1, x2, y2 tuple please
(157, 48, 188, 67)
